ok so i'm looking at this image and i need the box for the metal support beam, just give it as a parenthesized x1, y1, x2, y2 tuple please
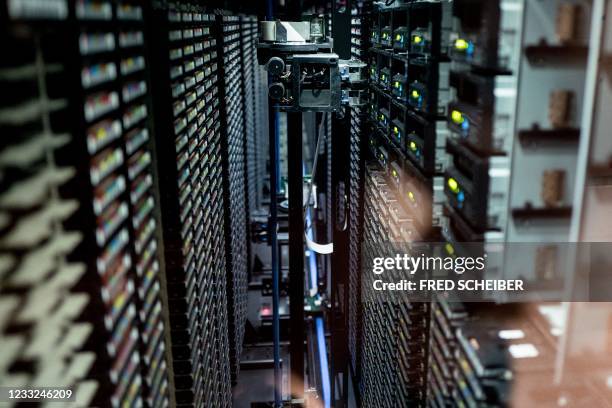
(330, 107, 351, 407)
(330, 1, 353, 404)
(268, 97, 282, 408)
(331, 0, 352, 60)
(287, 112, 305, 399)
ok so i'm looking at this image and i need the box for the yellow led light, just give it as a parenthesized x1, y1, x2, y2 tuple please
(393, 126, 399, 135)
(447, 177, 460, 193)
(445, 243, 455, 255)
(409, 141, 417, 152)
(455, 38, 469, 51)
(451, 109, 464, 124)
(394, 81, 400, 88)
(392, 169, 398, 178)
(407, 191, 415, 202)
(411, 89, 420, 99)
(395, 34, 402, 41)
(413, 35, 423, 44)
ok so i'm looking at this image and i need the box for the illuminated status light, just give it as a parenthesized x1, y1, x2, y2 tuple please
(409, 141, 417, 152)
(454, 38, 469, 51)
(447, 177, 460, 194)
(411, 89, 420, 99)
(452, 110, 470, 133)
(445, 242, 455, 256)
(260, 306, 271, 316)
(454, 38, 475, 57)
(380, 74, 387, 81)
(407, 190, 416, 203)
(451, 109, 464, 124)
(394, 81, 401, 89)
(412, 35, 423, 44)
(392, 169, 398, 178)
(395, 34, 402, 41)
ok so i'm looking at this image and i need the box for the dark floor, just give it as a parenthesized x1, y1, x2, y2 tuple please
(233, 238, 292, 406)
(232, 341, 291, 407)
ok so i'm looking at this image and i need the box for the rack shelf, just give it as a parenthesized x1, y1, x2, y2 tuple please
(518, 126, 580, 147)
(524, 43, 588, 66)
(587, 163, 612, 183)
(512, 204, 572, 221)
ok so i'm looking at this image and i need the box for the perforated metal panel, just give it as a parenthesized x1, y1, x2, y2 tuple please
(146, 5, 232, 407)
(218, 13, 250, 382)
(347, 0, 370, 391)
(0, 10, 97, 407)
(1, 1, 172, 406)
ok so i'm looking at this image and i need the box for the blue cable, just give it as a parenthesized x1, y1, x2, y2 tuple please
(305, 162, 318, 291)
(316, 317, 331, 408)
(304, 162, 331, 408)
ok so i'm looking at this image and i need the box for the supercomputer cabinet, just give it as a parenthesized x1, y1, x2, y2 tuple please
(145, 4, 232, 406)
(357, 1, 453, 405)
(1, 1, 172, 407)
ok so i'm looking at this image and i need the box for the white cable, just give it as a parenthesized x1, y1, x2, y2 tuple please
(304, 113, 334, 254)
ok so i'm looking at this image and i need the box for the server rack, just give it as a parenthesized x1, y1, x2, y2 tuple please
(352, 1, 609, 407)
(430, 4, 526, 402)
(1, 1, 173, 407)
(66, 1, 173, 406)
(442, 0, 523, 250)
(356, 1, 453, 406)
(2, 2, 267, 406)
(0, 6, 97, 407)
(360, 166, 430, 407)
(145, 4, 232, 406)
